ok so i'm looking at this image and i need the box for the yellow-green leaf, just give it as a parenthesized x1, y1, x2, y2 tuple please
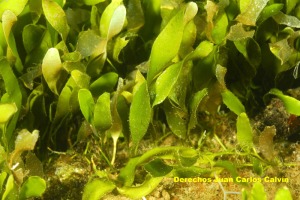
(90, 72, 119, 97)
(192, 40, 214, 59)
(113, 36, 129, 63)
(0, 103, 17, 124)
(212, 12, 228, 44)
(1, 175, 18, 200)
(0, 58, 22, 149)
(42, 0, 70, 41)
(273, 11, 300, 28)
(164, 99, 187, 138)
(83, 178, 115, 200)
(236, 112, 253, 150)
(222, 90, 245, 115)
(130, 81, 151, 146)
(251, 182, 267, 200)
(94, 92, 112, 132)
(22, 25, 45, 54)
(236, 0, 269, 26)
(147, 2, 198, 83)
(53, 74, 84, 123)
(0, 172, 7, 192)
(179, 21, 197, 57)
(269, 39, 293, 65)
(100, 0, 126, 41)
(127, 0, 145, 32)
(117, 175, 163, 199)
(188, 89, 208, 130)
(29, 0, 43, 23)
(76, 30, 106, 58)
(10, 130, 39, 165)
(42, 48, 62, 95)
(14, 129, 39, 153)
(286, 0, 298, 14)
(275, 187, 293, 200)
(268, 88, 300, 116)
(144, 158, 173, 177)
(227, 23, 255, 41)
(153, 62, 182, 106)
(239, 0, 251, 13)
(2, 10, 17, 48)
(256, 4, 284, 25)
(78, 89, 95, 124)
(71, 70, 90, 89)
(0, 0, 28, 17)
(2, 10, 23, 71)
(19, 176, 46, 200)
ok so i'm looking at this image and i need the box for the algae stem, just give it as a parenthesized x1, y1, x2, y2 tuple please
(111, 135, 118, 165)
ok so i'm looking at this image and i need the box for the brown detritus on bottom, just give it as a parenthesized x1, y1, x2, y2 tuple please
(258, 126, 276, 161)
(253, 98, 291, 140)
(42, 153, 91, 200)
(287, 87, 300, 100)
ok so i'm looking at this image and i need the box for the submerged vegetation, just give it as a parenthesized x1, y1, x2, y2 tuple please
(0, 0, 300, 199)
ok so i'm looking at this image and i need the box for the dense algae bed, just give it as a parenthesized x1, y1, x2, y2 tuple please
(41, 94, 300, 199)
